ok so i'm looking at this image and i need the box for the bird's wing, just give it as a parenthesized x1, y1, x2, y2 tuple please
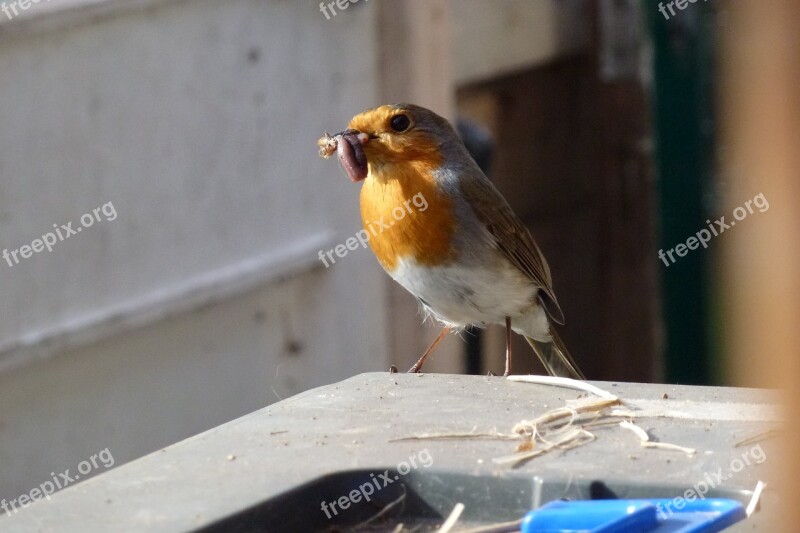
(459, 172, 565, 324)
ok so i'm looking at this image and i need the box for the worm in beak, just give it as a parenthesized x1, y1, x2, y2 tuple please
(318, 129, 370, 182)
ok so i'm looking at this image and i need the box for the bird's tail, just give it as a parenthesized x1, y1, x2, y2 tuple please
(524, 327, 585, 379)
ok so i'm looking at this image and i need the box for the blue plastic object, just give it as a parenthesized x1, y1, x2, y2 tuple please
(521, 498, 747, 533)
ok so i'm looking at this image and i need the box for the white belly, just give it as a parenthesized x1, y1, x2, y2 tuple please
(389, 257, 551, 341)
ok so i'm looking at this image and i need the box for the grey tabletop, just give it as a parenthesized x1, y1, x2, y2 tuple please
(1, 373, 782, 532)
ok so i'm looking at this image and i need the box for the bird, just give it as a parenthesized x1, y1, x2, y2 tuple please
(317, 103, 584, 379)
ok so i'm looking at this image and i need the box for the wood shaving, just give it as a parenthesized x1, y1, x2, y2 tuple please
(746, 480, 766, 516)
(506, 375, 618, 400)
(390, 378, 731, 469)
(619, 421, 696, 455)
(389, 427, 518, 442)
(493, 428, 595, 466)
(735, 428, 781, 448)
(353, 485, 407, 531)
(438, 502, 464, 533)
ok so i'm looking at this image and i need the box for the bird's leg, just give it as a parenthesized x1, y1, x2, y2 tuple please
(408, 326, 451, 373)
(503, 316, 513, 377)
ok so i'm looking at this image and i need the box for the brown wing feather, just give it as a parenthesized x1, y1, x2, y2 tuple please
(459, 173, 565, 324)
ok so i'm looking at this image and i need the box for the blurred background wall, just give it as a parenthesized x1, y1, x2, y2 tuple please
(0, 0, 395, 503)
(0, 0, 783, 508)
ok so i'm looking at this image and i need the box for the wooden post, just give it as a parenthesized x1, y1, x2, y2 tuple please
(721, 0, 800, 527)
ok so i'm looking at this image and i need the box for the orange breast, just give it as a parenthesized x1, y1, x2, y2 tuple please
(360, 160, 457, 271)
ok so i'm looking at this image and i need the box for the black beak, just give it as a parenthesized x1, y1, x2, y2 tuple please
(334, 129, 378, 140)
(333, 128, 358, 137)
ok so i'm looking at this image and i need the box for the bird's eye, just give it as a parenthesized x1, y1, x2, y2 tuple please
(390, 114, 411, 132)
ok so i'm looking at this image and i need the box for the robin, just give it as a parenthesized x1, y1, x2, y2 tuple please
(318, 103, 584, 379)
